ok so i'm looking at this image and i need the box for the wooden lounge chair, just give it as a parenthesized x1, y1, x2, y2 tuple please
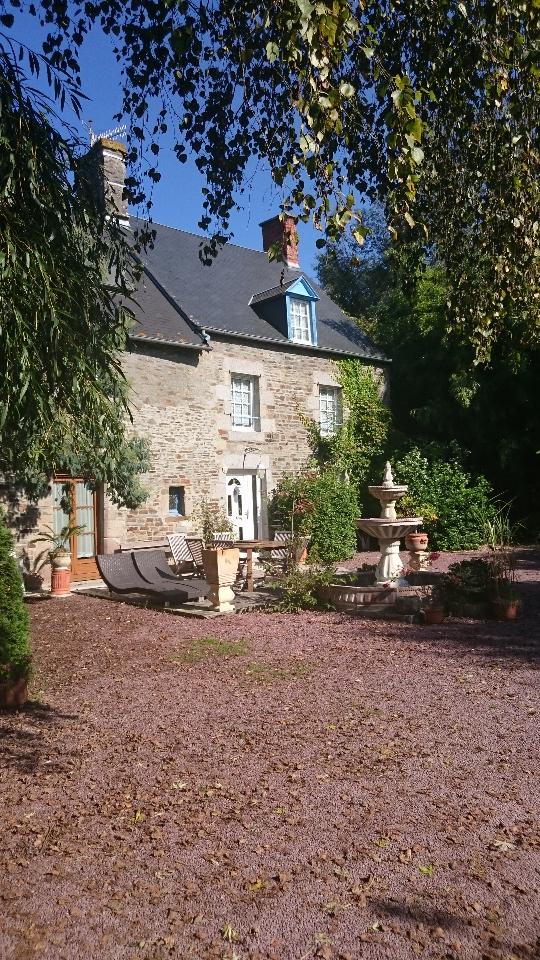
(96, 553, 204, 604)
(167, 533, 194, 567)
(185, 537, 205, 572)
(211, 531, 234, 547)
(132, 549, 209, 597)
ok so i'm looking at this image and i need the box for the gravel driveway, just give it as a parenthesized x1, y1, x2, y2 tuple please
(1, 551, 539, 960)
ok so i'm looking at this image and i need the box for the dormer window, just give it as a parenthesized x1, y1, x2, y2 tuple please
(289, 297, 312, 343)
(250, 275, 319, 346)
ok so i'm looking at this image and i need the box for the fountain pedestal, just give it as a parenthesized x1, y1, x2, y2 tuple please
(357, 463, 422, 584)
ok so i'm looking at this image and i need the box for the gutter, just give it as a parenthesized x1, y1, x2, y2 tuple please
(202, 325, 390, 364)
(129, 334, 209, 352)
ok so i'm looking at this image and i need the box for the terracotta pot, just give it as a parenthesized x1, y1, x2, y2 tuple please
(492, 599, 520, 621)
(51, 566, 71, 597)
(423, 605, 445, 625)
(405, 532, 429, 552)
(294, 538, 310, 566)
(0, 676, 29, 709)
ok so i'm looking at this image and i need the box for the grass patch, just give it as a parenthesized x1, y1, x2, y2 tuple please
(172, 635, 249, 664)
(244, 660, 311, 683)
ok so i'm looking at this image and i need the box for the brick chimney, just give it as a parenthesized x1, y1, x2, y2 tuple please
(78, 137, 129, 224)
(260, 214, 300, 269)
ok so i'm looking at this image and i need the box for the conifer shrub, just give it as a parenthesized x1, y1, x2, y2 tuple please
(0, 510, 31, 686)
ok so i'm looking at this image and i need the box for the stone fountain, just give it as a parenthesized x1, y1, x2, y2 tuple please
(357, 462, 422, 584)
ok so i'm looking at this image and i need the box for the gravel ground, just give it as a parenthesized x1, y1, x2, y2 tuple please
(1, 550, 539, 960)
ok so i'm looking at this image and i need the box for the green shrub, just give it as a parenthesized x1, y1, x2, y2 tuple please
(269, 468, 358, 564)
(437, 558, 495, 604)
(273, 567, 337, 613)
(394, 448, 495, 550)
(0, 511, 31, 685)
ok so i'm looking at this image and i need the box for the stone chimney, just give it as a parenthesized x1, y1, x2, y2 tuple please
(260, 214, 300, 269)
(78, 137, 129, 224)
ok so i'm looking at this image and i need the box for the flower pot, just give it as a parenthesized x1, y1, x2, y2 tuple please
(51, 549, 71, 571)
(294, 537, 310, 567)
(423, 605, 445, 625)
(51, 549, 72, 597)
(492, 599, 520, 621)
(405, 532, 429, 553)
(0, 676, 29, 709)
(23, 572, 44, 593)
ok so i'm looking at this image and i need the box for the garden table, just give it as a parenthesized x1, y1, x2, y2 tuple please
(232, 539, 288, 592)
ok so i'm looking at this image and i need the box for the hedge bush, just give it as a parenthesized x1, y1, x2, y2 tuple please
(0, 510, 31, 685)
(269, 468, 358, 564)
(394, 448, 495, 550)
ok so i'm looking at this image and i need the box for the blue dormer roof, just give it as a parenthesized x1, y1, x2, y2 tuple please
(250, 275, 319, 345)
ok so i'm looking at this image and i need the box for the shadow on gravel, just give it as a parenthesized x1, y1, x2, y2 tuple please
(418, 614, 540, 666)
(0, 703, 78, 774)
(370, 896, 465, 932)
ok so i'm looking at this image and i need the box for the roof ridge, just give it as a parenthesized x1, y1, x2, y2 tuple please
(131, 215, 279, 258)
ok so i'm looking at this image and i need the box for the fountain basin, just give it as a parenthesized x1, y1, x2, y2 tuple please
(357, 517, 423, 583)
(357, 518, 423, 541)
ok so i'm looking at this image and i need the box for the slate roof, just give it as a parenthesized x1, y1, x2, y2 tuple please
(130, 266, 208, 350)
(129, 218, 387, 362)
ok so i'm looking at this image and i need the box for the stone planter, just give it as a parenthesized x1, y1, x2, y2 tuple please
(318, 583, 398, 612)
(202, 547, 240, 613)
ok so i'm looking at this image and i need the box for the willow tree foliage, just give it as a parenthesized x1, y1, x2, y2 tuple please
(0, 47, 148, 506)
(8, 0, 539, 362)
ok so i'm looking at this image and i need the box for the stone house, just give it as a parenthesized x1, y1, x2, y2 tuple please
(6, 139, 388, 584)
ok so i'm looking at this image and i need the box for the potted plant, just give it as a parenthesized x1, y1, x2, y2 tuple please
(0, 511, 31, 708)
(30, 522, 84, 596)
(484, 509, 520, 620)
(489, 551, 520, 620)
(405, 531, 429, 552)
(192, 497, 234, 546)
(421, 584, 446, 624)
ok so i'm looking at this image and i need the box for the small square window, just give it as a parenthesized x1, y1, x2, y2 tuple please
(168, 486, 185, 516)
(319, 386, 343, 436)
(289, 297, 312, 343)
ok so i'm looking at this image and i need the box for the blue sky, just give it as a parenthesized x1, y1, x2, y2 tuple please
(13, 13, 322, 275)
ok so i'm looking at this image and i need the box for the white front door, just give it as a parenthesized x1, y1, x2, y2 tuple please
(226, 472, 258, 541)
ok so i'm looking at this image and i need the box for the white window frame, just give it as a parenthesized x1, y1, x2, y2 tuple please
(289, 297, 312, 344)
(231, 374, 259, 430)
(319, 385, 343, 437)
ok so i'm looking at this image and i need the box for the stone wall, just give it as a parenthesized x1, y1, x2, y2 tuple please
(109, 336, 363, 544)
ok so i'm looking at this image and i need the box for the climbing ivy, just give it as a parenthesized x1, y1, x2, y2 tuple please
(305, 359, 389, 492)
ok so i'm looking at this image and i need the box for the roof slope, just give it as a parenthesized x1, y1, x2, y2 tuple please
(129, 218, 387, 362)
(129, 268, 208, 349)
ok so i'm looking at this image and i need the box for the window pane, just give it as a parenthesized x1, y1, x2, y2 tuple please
(169, 486, 185, 515)
(231, 375, 254, 427)
(52, 482, 70, 538)
(75, 482, 95, 558)
(319, 386, 343, 436)
(290, 298, 312, 343)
